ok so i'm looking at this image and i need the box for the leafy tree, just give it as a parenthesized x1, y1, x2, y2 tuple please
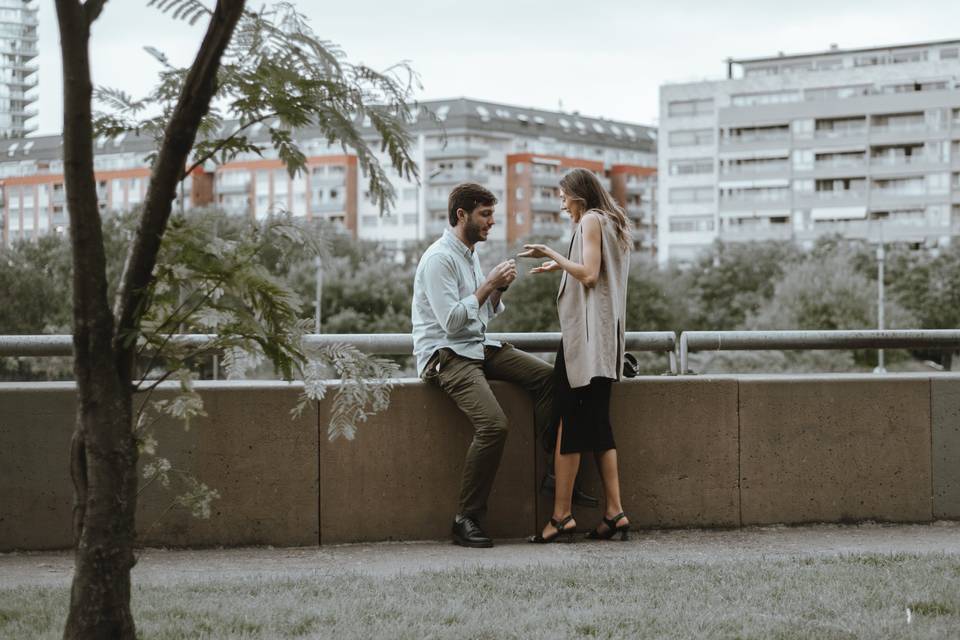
(53, 1, 417, 636)
(626, 256, 686, 331)
(681, 240, 802, 330)
(746, 248, 915, 331)
(888, 243, 960, 368)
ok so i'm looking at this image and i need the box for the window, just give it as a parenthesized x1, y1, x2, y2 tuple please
(793, 150, 813, 171)
(515, 187, 524, 200)
(669, 186, 713, 203)
(730, 90, 801, 107)
(669, 216, 714, 232)
(941, 48, 959, 60)
(668, 129, 713, 147)
(792, 119, 814, 138)
(667, 98, 714, 117)
(927, 173, 950, 194)
(514, 162, 525, 174)
(669, 158, 713, 176)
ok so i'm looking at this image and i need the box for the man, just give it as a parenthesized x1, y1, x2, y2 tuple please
(412, 183, 595, 549)
(412, 183, 534, 547)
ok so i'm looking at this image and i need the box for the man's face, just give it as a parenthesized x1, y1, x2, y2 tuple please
(459, 203, 495, 244)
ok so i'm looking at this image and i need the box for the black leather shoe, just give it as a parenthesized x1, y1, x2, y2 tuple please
(451, 515, 493, 548)
(539, 472, 600, 508)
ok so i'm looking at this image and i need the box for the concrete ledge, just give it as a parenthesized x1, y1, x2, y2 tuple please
(932, 378, 960, 519)
(542, 378, 740, 530)
(739, 376, 932, 525)
(0, 374, 951, 551)
(136, 384, 319, 547)
(0, 382, 318, 551)
(319, 380, 536, 544)
(0, 384, 75, 549)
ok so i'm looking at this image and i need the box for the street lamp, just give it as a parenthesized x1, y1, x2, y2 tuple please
(873, 226, 886, 374)
(314, 255, 322, 334)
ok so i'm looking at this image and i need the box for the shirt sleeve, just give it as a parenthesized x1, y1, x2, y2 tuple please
(422, 254, 481, 334)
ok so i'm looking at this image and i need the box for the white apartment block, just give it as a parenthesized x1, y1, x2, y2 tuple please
(659, 38, 960, 264)
(0, 0, 36, 138)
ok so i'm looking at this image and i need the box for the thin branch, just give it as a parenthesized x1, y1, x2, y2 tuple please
(135, 368, 178, 396)
(113, 0, 246, 381)
(182, 112, 276, 178)
(134, 282, 225, 388)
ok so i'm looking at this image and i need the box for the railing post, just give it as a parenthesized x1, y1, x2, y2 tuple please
(679, 332, 689, 375)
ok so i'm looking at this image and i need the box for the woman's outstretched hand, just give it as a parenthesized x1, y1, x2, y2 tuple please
(517, 244, 551, 259)
(530, 260, 560, 274)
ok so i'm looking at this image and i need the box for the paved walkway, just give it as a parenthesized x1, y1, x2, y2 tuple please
(2, 521, 959, 588)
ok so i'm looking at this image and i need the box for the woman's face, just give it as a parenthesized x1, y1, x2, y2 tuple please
(560, 189, 583, 219)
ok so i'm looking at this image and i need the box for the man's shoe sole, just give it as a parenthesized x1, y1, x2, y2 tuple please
(452, 536, 494, 548)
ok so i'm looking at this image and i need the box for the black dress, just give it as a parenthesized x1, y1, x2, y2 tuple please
(543, 340, 616, 455)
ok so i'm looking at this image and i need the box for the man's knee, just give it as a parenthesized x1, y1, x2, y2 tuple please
(477, 411, 509, 443)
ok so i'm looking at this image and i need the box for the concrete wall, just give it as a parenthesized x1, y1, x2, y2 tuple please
(1, 373, 956, 551)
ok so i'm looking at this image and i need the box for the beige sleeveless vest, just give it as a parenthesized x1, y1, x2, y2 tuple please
(556, 211, 629, 388)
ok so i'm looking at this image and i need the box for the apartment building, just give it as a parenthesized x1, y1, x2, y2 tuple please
(0, 98, 656, 251)
(0, 0, 36, 139)
(659, 39, 960, 264)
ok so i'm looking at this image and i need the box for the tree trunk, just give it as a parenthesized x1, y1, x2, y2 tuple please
(56, 1, 139, 638)
(55, 2, 246, 637)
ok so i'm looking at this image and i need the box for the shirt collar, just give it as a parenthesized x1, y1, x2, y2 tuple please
(442, 228, 474, 259)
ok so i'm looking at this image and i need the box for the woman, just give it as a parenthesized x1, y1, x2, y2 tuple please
(518, 167, 631, 544)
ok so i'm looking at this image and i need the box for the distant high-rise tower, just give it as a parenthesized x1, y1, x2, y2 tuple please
(0, 0, 36, 138)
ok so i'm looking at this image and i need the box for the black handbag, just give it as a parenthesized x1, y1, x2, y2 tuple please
(622, 352, 639, 378)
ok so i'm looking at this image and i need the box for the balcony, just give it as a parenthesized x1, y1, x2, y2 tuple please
(870, 123, 936, 144)
(427, 169, 489, 185)
(719, 132, 790, 152)
(425, 219, 448, 236)
(530, 220, 570, 238)
(719, 195, 789, 211)
(720, 161, 790, 178)
(309, 172, 346, 186)
(216, 181, 251, 195)
(530, 171, 562, 187)
(424, 145, 488, 161)
(719, 225, 794, 242)
(812, 158, 867, 174)
(312, 201, 346, 213)
(425, 197, 448, 211)
(870, 189, 931, 208)
(530, 197, 559, 213)
(807, 190, 867, 204)
(813, 127, 867, 141)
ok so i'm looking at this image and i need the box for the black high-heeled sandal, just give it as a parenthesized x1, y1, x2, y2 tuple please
(528, 514, 576, 544)
(585, 512, 630, 541)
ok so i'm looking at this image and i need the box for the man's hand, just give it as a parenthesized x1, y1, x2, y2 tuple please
(485, 259, 517, 290)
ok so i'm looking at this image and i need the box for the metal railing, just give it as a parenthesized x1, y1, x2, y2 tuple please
(0, 331, 679, 374)
(15, 330, 960, 377)
(678, 330, 960, 374)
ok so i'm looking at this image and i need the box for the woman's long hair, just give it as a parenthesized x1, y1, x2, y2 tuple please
(559, 168, 632, 252)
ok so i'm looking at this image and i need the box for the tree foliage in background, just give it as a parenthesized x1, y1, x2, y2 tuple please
(681, 239, 802, 330)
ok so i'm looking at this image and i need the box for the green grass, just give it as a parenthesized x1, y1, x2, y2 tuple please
(2, 553, 959, 639)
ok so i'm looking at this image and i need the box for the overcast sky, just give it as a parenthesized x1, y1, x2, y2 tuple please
(33, 0, 960, 136)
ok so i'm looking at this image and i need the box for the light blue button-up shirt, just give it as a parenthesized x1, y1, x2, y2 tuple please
(412, 229, 504, 375)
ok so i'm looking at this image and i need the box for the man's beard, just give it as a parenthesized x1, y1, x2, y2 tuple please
(464, 219, 486, 244)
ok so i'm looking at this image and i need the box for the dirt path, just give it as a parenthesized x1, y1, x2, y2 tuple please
(2, 521, 958, 589)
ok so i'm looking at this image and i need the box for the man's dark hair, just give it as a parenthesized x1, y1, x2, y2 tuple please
(448, 182, 497, 226)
